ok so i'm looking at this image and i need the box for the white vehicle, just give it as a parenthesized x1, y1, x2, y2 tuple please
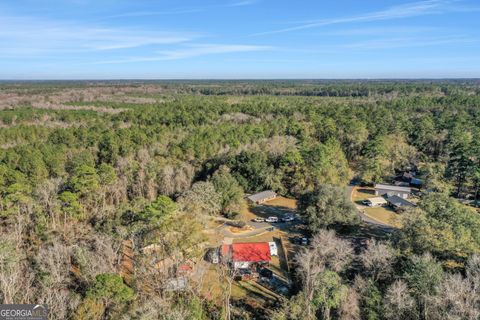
(281, 216, 294, 222)
(269, 242, 278, 256)
(265, 216, 278, 223)
(362, 197, 388, 207)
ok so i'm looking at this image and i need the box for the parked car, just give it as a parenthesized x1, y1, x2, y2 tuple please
(291, 236, 301, 244)
(265, 216, 278, 223)
(281, 215, 294, 222)
(301, 237, 309, 245)
(361, 200, 371, 206)
(252, 217, 265, 222)
(259, 268, 273, 279)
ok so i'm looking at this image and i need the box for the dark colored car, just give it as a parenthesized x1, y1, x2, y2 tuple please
(259, 268, 273, 279)
(281, 216, 295, 222)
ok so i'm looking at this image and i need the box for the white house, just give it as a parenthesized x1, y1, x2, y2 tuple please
(374, 184, 411, 199)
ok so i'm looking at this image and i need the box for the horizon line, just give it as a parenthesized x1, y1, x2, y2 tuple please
(1, 77, 480, 82)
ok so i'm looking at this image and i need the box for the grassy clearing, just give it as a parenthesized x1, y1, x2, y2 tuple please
(240, 196, 297, 221)
(364, 207, 402, 227)
(352, 187, 376, 203)
(264, 197, 297, 209)
(232, 232, 274, 243)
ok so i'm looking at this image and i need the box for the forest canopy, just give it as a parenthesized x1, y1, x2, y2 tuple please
(0, 80, 480, 319)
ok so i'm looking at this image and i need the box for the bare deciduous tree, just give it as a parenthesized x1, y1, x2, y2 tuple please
(0, 219, 33, 304)
(361, 239, 395, 282)
(338, 287, 360, 320)
(35, 178, 62, 229)
(295, 229, 353, 318)
(157, 163, 195, 196)
(466, 254, 480, 280)
(384, 280, 417, 320)
(427, 273, 480, 320)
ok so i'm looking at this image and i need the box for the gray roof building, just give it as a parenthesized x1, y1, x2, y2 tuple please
(247, 190, 277, 204)
(387, 195, 416, 210)
(375, 184, 411, 199)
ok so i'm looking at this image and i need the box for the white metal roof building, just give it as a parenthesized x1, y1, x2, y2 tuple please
(365, 197, 388, 206)
(374, 184, 411, 199)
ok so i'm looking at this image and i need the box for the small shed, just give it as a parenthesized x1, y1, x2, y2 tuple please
(247, 190, 277, 204)
(410, 178, 423, 187)
(375, 184, 411, 199)
(387, 195, 416, 211)
(365, 197, 388, 207)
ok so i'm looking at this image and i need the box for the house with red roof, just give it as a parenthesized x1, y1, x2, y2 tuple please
(221, 242, 271, 269)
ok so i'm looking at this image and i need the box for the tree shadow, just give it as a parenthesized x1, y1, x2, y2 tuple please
(358, 188, 375, 195)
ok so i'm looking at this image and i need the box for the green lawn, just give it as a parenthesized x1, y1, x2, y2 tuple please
(364, 206, 402, 227)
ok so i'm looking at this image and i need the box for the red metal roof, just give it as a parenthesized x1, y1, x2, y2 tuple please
(222, 242, 271, 262)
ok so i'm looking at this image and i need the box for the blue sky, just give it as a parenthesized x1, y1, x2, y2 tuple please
(1, 0, 479, 79)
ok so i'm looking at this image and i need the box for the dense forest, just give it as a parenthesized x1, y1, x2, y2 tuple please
(0, 80, 480, 319)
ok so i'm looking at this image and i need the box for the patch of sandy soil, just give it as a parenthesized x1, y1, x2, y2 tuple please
(229, 225, 255, 234)
(263, 196, 297, 209)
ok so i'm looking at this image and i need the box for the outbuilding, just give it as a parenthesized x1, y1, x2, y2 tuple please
(387, 195, 416, 211)
(364, 197, 388, 207)
(247, 190, 277, 204)
(374, 184, 411, 199)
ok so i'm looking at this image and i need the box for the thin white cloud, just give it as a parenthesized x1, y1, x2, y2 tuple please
(252, 0, 469, 36)
(227, 0, 258, 7)
(315, 26, 440, 37)
(157, 44, 271, 60)
(0, 14, 194, 57)
(103, 0, 258, 20)
(93, 44, 272, 64)
(277, 35, 478, 54)
(343, 36, 478, 50)
(103, 8, 203, 19)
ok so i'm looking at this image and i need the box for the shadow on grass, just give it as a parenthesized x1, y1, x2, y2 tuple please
(250, 205, 296, 218)
(358, 188, 375, 195)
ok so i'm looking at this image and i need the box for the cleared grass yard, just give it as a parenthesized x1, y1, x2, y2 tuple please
(352, 187, 375, 204)
(364, 207, 402, 227)
(240, 196, 297, 221)
(263, 197, 297, 209)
